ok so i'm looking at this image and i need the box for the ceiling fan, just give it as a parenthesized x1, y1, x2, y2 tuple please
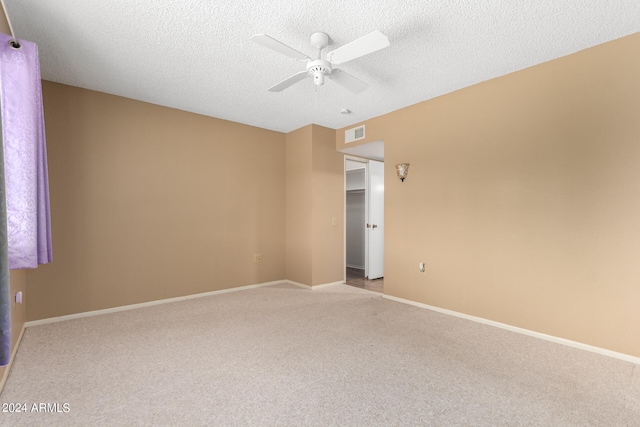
(250, 31, 390, 94)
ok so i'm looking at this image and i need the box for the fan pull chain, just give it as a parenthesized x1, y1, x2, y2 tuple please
(0, 0, 21, 49)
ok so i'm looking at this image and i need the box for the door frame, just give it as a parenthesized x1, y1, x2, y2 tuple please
(343, 155, 370, 284)
(365, 159, 384, 280)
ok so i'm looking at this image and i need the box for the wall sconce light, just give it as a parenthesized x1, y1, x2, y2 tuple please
(395, 163, 410, 182)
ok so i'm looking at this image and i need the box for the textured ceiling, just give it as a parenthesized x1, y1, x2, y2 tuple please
(4, 1, 640, 133)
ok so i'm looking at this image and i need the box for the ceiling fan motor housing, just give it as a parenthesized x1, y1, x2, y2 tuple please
(309, 32, 329, 50)
(307, 59, 332, 85)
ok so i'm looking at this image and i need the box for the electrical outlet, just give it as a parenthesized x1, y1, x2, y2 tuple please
(419, 262, 426, 274)
(253, 254, 262, 263)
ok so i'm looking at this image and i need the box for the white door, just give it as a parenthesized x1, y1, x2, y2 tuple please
(366, 160, 384, 280)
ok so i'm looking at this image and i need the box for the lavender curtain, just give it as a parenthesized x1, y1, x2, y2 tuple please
(0, 34, 52, 365)
(0, 33, 52, 269)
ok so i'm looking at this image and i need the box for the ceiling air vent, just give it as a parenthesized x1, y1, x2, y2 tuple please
(345, 125, 365, 143)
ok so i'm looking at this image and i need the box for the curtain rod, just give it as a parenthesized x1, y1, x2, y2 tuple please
(0, 0, 21, 49)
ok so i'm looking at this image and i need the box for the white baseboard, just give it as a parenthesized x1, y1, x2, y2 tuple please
(311, 281, 344, 290)
(383, 294, 640, 366)
(0, 324, 26, 394)
(346, 264, 364, 270)
(284, 280, 345, 290)
(284, 280, 311, 289)
(25, 280, 286, 327)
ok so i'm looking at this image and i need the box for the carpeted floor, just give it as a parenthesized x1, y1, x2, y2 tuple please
(1, 283, 638, 426)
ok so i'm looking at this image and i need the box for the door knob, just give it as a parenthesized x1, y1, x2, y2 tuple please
(372, 224, 378, 229)
(366, 223, 370, 228)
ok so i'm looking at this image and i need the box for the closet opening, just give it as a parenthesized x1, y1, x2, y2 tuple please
(344, 157, 384, 293)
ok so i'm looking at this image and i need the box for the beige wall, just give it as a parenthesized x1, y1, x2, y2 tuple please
(286, 125, 344, 287)
(310, 125, 344, 286)
(285, 126, 313, 285)
(8, 270, 26, 346)
(0, 4, 9, 36)
(26, 82, 286, 320)
(337, 32, 640, 357)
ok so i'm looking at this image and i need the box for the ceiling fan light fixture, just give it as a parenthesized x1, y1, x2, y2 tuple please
(306, 59, 332, 86)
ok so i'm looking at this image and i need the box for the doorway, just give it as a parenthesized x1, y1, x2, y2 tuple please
(344, 157, 384, 293)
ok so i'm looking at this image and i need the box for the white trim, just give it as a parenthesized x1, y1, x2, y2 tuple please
(311, 281, 344, 290)
(284, 280, 311, 289)
(25, 280, 285, 327)
(383, 294, 640, 366)
(346, 264, 364, 270)
(0, 324, 26, 393)
(283, 280, 345, 290)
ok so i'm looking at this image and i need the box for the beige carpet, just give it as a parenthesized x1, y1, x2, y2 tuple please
(1, 283, 639, 426)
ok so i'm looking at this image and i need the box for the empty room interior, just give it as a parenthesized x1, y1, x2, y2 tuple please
(0, 1, 639, 425)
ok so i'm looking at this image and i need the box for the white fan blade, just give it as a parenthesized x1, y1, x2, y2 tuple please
(268, 71, 309, 92)
(251, 34, 310, 61)
(330, 69, 369, 94)
(326, 30, 389, 64)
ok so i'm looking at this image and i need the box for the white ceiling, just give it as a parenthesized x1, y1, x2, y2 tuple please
(4, 1, 640, 133)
